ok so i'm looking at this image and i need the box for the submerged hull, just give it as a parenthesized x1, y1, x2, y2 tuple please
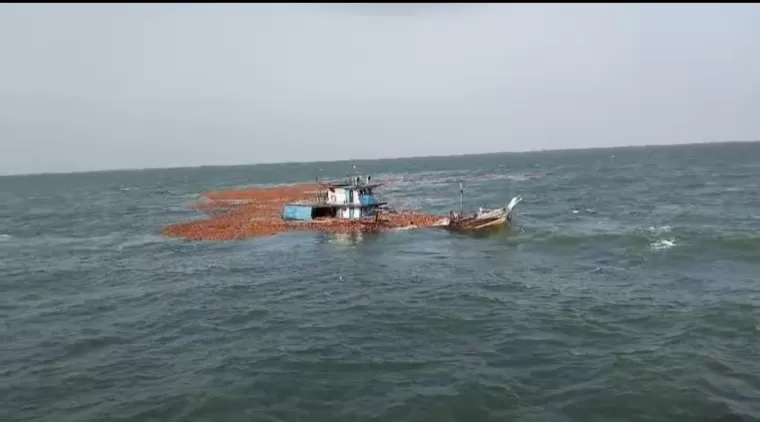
(445, 212, 510, 233)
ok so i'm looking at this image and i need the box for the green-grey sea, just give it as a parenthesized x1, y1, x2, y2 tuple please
(2, 141, 759, 422)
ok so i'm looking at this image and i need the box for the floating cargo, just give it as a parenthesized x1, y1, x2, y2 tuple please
(162, 170, 524, 241)
(162, 177, 440, 241)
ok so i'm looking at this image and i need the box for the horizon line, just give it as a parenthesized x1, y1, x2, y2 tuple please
(2, 139, 758, 178)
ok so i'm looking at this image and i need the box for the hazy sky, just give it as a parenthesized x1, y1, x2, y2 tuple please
(0, 3, 758, 175)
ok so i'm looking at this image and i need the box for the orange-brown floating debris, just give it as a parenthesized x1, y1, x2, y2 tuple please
(163, 183, 445, 241)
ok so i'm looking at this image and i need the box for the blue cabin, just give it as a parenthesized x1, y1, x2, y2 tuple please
(281, 175, 387, 221)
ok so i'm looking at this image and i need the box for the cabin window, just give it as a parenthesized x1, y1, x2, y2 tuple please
(312, 206, 337, 219)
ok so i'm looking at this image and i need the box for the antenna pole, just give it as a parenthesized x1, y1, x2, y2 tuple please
(459, 182, 464, 215)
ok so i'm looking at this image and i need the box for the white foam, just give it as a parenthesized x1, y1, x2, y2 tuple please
(646, 225, 673, 234)
(0, 234, 10, 241)
(650, 238, 677, 251)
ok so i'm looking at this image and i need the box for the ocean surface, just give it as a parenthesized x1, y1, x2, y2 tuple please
(1, 141, 759, 422)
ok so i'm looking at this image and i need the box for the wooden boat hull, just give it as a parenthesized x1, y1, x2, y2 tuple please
(444, 196, 522, 234)
(445, 213, 510, 234)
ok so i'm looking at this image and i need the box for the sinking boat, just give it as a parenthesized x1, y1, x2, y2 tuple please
(281, 172, 387, 222)
(443, 182, 522, 234)
(445, 196, 522, 233)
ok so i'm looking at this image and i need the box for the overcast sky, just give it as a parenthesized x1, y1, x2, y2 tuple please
(0, 3, 758, 175)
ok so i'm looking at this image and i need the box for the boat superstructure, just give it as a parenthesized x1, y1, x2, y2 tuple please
(282, 173, 387, 222)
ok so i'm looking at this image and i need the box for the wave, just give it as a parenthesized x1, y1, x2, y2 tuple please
(1, 232, 173, 252)
(509, 223, 760, 258)
(514, 223, 670, 247)
(1, 233, 121, 248)
(708, 234, 760, 252)
(376, 169, 541, 194)
(471, 172, 546, 183)
(116, 234, 170, 250)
